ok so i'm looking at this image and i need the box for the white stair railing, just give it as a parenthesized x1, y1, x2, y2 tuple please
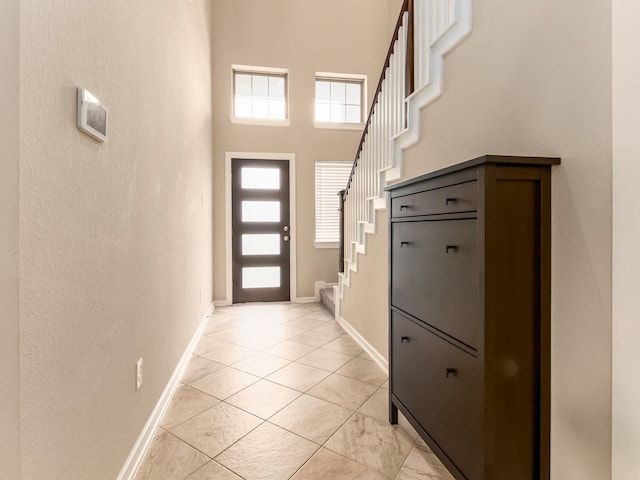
(341, 8, 410, 278)
(337, 0, 473, 306)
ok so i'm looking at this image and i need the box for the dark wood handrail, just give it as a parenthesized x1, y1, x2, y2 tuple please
(343, 0, 415, 197)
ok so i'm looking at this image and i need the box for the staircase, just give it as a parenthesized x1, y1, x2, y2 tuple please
(336, 0, 473, 308)
(319, 287, 336, 316)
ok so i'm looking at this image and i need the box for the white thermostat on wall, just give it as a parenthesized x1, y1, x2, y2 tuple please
(77, 88, 108, 143)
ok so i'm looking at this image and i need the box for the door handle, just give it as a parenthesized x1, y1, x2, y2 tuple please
(284, 235, 289, 242)
(284, 226, 289, 232)
(445, 368, 457, 378)
(445, 197, 457, 206)
(401, 336, 410, 343)
(445, 245, 458, 253)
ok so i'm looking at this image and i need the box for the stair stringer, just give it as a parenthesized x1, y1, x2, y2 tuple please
(337, 0, 473, 302)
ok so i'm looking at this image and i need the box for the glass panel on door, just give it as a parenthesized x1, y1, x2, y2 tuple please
(242, 267, 281, 289)
(241, 167, 280, 190)
(241, 201, 280, 222)
(242, 234, 281, 256)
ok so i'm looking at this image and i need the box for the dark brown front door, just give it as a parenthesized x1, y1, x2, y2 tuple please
(232, 158, 290, 303)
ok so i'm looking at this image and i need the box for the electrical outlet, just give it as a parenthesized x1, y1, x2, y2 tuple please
(136, 358, 143, 391)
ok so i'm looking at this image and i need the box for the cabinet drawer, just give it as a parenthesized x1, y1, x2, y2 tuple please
(391, 181, 477, 218)
(391, 219, 479, 348)
(391, 311, 482, 479)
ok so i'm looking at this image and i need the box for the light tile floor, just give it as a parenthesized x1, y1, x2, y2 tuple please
(134, 302, 454, 480)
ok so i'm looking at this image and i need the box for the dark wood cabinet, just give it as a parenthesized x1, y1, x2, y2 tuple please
(387, 155, 560, 480)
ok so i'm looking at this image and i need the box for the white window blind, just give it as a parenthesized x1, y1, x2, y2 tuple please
(315, 161, 353, 244)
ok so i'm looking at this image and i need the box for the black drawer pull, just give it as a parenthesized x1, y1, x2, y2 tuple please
(400, 241, 411, 248)
(445, 197, 457, 205)
(445, 245, 458, 253)
(401, 336, 410, 343)
(445, 368, 458, 378)
(399, 205, 410, 211)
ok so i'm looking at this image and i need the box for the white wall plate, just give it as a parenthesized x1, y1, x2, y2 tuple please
(77, 88, 108, 143)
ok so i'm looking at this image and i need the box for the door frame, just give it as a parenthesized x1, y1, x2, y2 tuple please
(225, 152, 297, 305)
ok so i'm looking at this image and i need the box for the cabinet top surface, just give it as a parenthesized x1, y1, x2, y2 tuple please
(385, 155, 561, 191)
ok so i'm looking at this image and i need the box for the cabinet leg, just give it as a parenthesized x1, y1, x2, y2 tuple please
(390, 401, 398, 424)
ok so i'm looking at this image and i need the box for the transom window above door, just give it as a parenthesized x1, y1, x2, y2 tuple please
(232, 66, 290, 126)
(314, 73, 366, 130)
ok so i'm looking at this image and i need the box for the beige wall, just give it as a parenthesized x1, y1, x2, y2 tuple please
(342, 209, 389, 360)
(341, 0, 613, 478)
(19, 1, 213, 478)
(0, 0, 20, 477)
(211, 0, 395, 301)
(387, 0, 406, 33)
(612, 0, 640, 477)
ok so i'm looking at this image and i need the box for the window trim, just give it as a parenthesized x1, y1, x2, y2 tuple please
(314, 72, 367, 130)
(313, 121, 364, 131)
(230, 65, 291, 126)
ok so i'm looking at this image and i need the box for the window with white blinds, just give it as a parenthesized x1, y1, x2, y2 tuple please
(315, 161, 353, 246)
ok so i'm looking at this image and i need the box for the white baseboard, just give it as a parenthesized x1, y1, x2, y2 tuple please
(337, 316, 388, 375)
(216, 298, 317, 306)
(292, 296, 316, 304)
(116, 303, 213, 480)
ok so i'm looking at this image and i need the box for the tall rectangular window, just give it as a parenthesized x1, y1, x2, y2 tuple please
(234, 70, 287, 120)
(315, 161, 353, 247)
(315, 77, 364, 124)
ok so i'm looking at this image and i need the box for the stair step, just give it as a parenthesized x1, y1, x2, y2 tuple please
(319, 287, 335, 317)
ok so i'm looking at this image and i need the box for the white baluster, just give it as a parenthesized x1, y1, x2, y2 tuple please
(388, 81, 393, 171)
(375, 109, 379, 199)
(350, 189, 355, 258)
(362, 122, 374, 206)
(370, 92, 375, 193)
(370, 121, 375, 204)
(360, 154, 364, 224)
(400, 16, 407, 127)
(383, 83, 388, 176)
(396, 33, 402, 131)
(380, 77, 387, 179)
(383, 74, 389, 173)
(344, 193, 348, 263)
(397, 43, 402, 133)
(373, 109, 379, 202)
(352, 163, 357, 240)
(398, 23, 404, 124)
(344, 193, 349, 263)
(349, 179, 354, 255)
(391, 43, 396, 137)
(352, 172, 357, 246)
(355, 152, 361, 238)
(368, 113, 374, 205)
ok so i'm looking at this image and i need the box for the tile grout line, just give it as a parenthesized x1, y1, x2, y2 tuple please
(150, 304, 398, 479)
(159, 386, 222, 431)
(172, 328, 379, 436)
